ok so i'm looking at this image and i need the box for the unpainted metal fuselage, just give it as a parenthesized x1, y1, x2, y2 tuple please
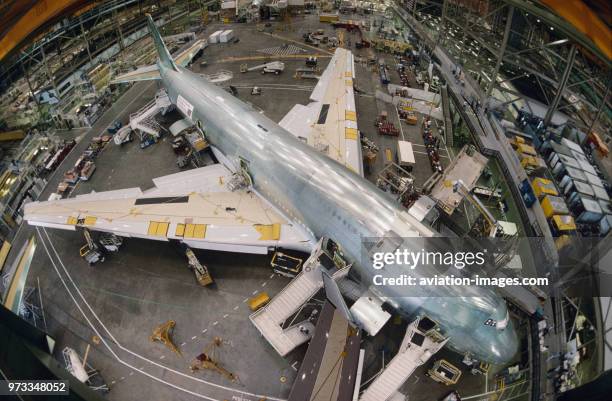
(159, 62, 518, 364)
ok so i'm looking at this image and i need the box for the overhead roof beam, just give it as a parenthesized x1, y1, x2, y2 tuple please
(0, 0, 84, 61)
(504, 0, 611, 66)
(540, 0, 611, 61)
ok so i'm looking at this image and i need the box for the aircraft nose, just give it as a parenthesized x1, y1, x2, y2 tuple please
(488, 322, 519, 365)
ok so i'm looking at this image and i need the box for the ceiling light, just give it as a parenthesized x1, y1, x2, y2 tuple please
(549, 39, 568, 46)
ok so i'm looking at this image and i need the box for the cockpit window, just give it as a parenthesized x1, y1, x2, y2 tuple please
(484, 311, 509, 330)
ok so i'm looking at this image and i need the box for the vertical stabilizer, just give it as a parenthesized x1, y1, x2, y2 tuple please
(146, 14, 178, 71)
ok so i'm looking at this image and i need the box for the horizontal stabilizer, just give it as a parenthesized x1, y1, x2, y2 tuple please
(111, 38, 207, 84)
(111, 64, 160, 84)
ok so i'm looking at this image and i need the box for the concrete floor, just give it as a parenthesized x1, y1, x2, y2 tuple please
(5, 12, 534, 401)
(16, 47, 303, 400)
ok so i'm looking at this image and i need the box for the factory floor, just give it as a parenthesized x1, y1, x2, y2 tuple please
(4, 12, 533, 401)
(12, 81, 300, 400)
(349, 39, 453, 188)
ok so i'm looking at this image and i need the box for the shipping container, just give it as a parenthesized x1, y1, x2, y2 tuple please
(569, 195, 603, 224)
(531, 178, 558, 198)
(562, 166, 587, 184)
(320, 13, 340, 23)
(550, 215, 576, 233)
(561, 137, 584, 154)
(0, 130, 26, 142)
(541, 195, 569, 218)
(517, 143, 537, 156)
(585, 172, 604, 189)
(599, 215, 612, 236)
(592, 185, 610, 202)
(567, 187, 595, 207)
(560, 175, 593, 196)
(521, 156, 547, 175)
(219, 30, 234, 43)
(599, 200, 612, 216)
(208, 30, 223, 44)
(549, 153, 584, 173)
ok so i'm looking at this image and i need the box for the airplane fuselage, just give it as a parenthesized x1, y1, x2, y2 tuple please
(161, 65, 518, 364)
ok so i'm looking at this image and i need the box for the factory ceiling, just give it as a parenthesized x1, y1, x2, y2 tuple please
(0, 0, 93, 61)
(0, 0, 610, 64)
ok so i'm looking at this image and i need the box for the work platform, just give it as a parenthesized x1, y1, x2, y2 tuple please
(250, 239, 350, 356)
(429, 145, 488, 215)
(128, 89, 172, 138)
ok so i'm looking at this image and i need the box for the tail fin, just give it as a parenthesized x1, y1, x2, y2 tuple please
(146, 14, 178, 71)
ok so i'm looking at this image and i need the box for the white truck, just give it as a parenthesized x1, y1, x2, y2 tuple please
(397, 140, 416, 171)
(246, 61, 285, 75)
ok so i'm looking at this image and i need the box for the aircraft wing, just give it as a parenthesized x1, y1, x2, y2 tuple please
(111, 64, 161, 84)
(111, 39, 207, 84)
(173, 38, 207, 67)
(279, 48, 363, 176)
(25, 164, 312, 254)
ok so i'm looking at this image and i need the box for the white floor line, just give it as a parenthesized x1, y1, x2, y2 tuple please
(36, 227, 219, 401)
(39, 227, 286, 401)
(394, 107, 405, 141)
(412, 150, 450, 159)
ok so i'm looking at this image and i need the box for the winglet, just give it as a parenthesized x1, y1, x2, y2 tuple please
(145, 14, 178, 71)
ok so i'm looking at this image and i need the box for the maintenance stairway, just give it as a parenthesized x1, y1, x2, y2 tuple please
(359, 317, 448, 401)
(129, 89, 172, 138)
(250, 239, 350, 357)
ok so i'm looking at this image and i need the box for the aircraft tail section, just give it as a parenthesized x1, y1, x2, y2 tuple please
(146, 14, 178, 72)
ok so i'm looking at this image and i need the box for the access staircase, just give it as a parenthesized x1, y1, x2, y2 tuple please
(359, 317, 448, 401)
(250, 239, 350, 356)
(129, 89, 172, 139)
